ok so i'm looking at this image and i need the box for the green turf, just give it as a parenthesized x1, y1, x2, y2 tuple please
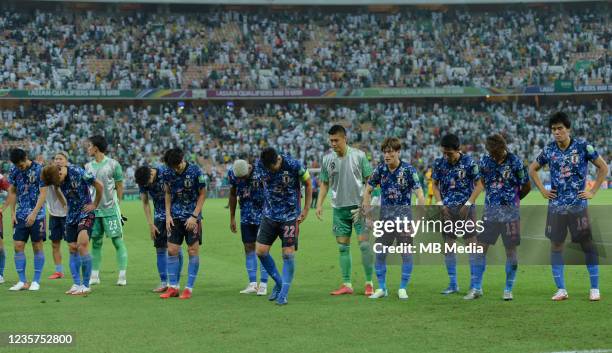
(1, 191, 611, 353)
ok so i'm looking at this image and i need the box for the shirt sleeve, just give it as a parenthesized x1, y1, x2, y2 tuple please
(319, 157, 329, 183)
(368, 165, 381, 188)
(515, 158, 529, 185)
(360, 153, 373, 178)
(196, 168, 207, 190)
(469, 158, 481, 181)
(82, 169, 96, 186)
(536, 148, 549, 166)
(7, 168, 15, 186)
(584, 142, 600, 162)
(410, 166, 422, 191)
(113, 161, 124, 182)
(227, 169, 237, 187)
(431, 159, 441, 181)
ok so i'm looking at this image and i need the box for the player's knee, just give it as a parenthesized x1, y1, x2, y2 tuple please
(338, 243, 350, 254)
(187, 247, 199, 257)
(281, 247, 295, 256)
(32, 241, 44, 252)
(68, 243, 78, 253)
(244, 243, 256, 253)
(52, 240, 61, 249)
(14, 242, 25, 252)
(551, 242, 564, 252)
(92, 238, 103, 249)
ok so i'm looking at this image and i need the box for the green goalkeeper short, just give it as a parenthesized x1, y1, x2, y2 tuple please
(91, 214, 123, 239)
(332, 206, 364, 237)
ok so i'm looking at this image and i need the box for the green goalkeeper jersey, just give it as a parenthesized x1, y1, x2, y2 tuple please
(320, 146, 372, 208)
(85, 156, 123, 217)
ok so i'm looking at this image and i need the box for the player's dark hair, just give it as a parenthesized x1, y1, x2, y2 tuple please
(548, 112, 571, 129)
(9, 148, 27, 164)
(328, 125, 346, 136)
(134, 166, 152, 187)
(485, 134, 507, 154)
(164, 148, 184, 168)
(381, 137, 402, 152)
(89, 135, 108, 153)
(440, 134, 460, 150)
(261, 147, 279, 169)
(41, 164, 61, 186)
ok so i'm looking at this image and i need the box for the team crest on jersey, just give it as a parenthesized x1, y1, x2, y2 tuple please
(570, 153, 579, 165)
(282, 171, 291, 185)
(28, 172, 36, 183)
(457, 169, 466, 179)
(397, 170, 405, 186)
(502, 168, 511, 179)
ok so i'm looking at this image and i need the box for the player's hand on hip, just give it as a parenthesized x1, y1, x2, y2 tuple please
(149, 224, 159, 240)
(578, 189, 595, 199)
(82, 203, 96, 213)
(166, 216, 174, 233)
(230, 218, 237, 233)
(315, 206, 323, 221)
(25, 212, 36, 227)
(541, 188, 557, 200)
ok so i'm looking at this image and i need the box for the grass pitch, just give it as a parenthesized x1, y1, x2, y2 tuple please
(1, 191, 611, 353)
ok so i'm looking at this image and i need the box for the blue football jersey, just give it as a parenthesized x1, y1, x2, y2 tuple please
(164, 163, 206, 220)
(257, 155, 306, 223)
(432, 154, 480, 206)
(479, 153, 529, 221)
(536, 139, 599, 212)
(8, 161, 46, 221)
(368, 161, 421, 219)
(228, 166, 264, 225)
(60, 166, 96, 225)
(138, 166, 168, 221)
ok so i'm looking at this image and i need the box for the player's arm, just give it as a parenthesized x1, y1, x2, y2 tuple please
(528, 160, 556, 200)
(579, 156, 609, 199)
(414, 187, 426, 206)
(141, 192, 157, 239)
(229, 186, 238, 233)
(362, 183, 374, 209)
(315, 180, 329, 220)
(164, 184, 173, 232)
(8, 185, 17, 224)
(299, 171, 312, 224)
(115, 181, 124, 204)
(432, 180, 443, 204)
(185, 185, 206, 231)
(84, 180, 104, 212)
(54, 186, 67, 208)
(26, 185, 47, 226)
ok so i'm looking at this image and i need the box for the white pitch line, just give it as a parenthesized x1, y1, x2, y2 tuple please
(550, 349, 612, 353)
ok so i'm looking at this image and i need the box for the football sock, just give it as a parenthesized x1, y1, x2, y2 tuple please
(91, 237, 103, 272)
(551, 251, 565, 289)
(444, 253, 457, 289)
(359, 241, 374, 282)
(338, 243, 351, 284)
(167, 255, 180, 287)
(374, 252, 387, 290)
(0, 248, 5, 276)
(279, 253, 295, 299)
(400, 254, 413, 290)
(505, 255, 518, 292)
(156, 248, 167, 283)
(257, 253, 282, 285)
(15, 251, 26, 283)
(186, 255, 199, 289)
(69, 252, 81, 286)
(81, 254, 92, 287)
(246, 251, 257, 283)
(112, 237, 128, 271)
(33, 250, 45, 283)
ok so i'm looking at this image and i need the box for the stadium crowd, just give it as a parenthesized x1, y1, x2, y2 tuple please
(0, 100, 609, 190)
(0, 5, 610, 91)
